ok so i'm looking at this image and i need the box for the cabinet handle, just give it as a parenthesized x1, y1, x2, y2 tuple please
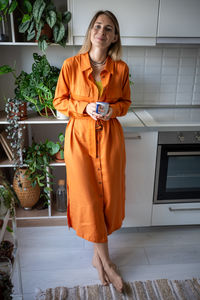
(169, 207, 200, 212)
(167, 151, 200, 156)
(125, 135, 141, 140)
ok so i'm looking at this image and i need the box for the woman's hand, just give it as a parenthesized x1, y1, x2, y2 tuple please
(86, 103, 100, 120)
(86, 103, 113, 121)
(98, 107, 113, 121)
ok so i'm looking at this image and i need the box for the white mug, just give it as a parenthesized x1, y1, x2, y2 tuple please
(96, 102, 109, 116)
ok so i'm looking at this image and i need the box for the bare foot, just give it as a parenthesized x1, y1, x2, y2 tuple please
(103, 261, 124, 293)
(92, 254, 110, 286)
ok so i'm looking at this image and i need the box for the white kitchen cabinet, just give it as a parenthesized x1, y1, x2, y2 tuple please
(152, 203, 200, 225)
(123, 131, 158, 227)
(157, 0, 200, 38)
(71, 0, 159, 45)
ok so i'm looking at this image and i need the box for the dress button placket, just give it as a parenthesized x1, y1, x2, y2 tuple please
(97, 130, 104, 200)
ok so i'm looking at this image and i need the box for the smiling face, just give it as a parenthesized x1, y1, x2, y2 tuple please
(90, 14, 118, 51)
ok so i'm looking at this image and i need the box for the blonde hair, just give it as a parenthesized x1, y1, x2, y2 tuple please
(79, 10, 122, 61)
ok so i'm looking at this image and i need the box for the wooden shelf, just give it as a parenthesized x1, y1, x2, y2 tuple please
(15, 206, 49, 219)
(51, 205, 67, 218)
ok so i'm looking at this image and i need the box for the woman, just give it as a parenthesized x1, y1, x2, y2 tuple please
(53, 10, 131, 293)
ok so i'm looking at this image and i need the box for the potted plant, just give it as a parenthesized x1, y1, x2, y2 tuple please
(0, 270, 13, 300)
(0, 170, 19, 217)
(18, 0, 72, 52)
(46, 133, 65, 162)
(21, 138, 59, 207)
(16, 52, 60, 118)
(0, 64, 28, 120)
(0, 0, 18, 42)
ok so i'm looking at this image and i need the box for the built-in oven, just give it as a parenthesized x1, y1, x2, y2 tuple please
(153, 131, 200, 204)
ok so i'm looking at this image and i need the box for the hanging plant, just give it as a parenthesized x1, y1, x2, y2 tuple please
(4, 98, 27, 189)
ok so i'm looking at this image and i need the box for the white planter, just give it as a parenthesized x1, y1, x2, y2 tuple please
(56, 110, 69, 120)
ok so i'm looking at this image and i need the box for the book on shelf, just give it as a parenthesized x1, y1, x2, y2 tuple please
(0, 130, 13, 161)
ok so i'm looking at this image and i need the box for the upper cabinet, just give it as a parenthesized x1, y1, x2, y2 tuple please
(157, 0, 200, 43)
(71, 0, 159, 46)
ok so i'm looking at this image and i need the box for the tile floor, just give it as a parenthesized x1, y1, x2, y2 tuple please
(7, 224, 200, 300)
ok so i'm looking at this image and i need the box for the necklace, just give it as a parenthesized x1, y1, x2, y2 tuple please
(89, 56, 107, 67)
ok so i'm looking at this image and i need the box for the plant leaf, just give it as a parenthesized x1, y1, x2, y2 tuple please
(38, 39, 48, 52)
(33, 0, 45, 24)
(6, 226, 13, 233)
(24, 0, 32, 14)
(58, 133, 64, 143)
(0, 0, 9, 11)
(0, 65, 15, 75)
(53, 23, 65, 43)
(19, 20, 30, 33)
(22, 13, 31, 23)
(27, 30, 35, 41)
(35, 21, 43, 40)
(62, 11, 71, 23)
(46, 10, 56, 28)
(8, 0, 18, 14)
(60, 149, 64, 159)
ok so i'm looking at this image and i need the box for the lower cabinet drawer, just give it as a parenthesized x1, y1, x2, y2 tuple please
(151, 203, 200, 226)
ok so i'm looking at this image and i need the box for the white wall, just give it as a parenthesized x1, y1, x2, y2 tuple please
(0, 44, 200, 192)
(0, 45, 200, 111)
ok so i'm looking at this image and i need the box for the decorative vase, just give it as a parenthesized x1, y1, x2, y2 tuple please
(13, 168, 40, 210)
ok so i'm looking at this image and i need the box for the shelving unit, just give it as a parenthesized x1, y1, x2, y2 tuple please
(1, 0, 73, 46)
(0, 209, 23, 299)
(0, 111, 69, 221)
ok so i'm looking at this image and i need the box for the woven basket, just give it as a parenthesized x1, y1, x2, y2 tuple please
(13, 168, 40, 210)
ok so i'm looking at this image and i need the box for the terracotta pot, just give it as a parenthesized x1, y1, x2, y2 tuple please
(35, 24, 53, 42)
(54, 151, 64, 163)
(38, 107, 54, 117)
(9, 102, 27, 120)
(13, 168, 40, 210)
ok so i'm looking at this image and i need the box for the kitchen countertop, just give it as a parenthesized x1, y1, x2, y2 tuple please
(122, 107, 200, 132)
(1, 108, 200, 132)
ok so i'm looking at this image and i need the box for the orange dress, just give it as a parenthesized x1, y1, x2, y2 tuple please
(53, 52, 131, 243)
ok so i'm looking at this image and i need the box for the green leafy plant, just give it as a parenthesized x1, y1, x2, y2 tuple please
(18, 0, 71, 52)
(0, 170, 19, 217)
(0, 0, 18, 20)
(24, 138, 59, 204)
(0, 270, 13, 300)
(46, 133, 64, 159)
(0, 53, 59, 117)
(0, 0, 18, 17)
(16, 53, 60, 117)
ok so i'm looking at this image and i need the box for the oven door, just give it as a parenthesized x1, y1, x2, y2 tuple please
(154, 144, 200, 203)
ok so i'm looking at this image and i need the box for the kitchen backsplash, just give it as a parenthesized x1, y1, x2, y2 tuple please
(125, 46, 200, 106)
(0, 45, 200, 109)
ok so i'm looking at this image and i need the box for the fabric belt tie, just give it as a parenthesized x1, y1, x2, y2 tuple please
(72, 115, 103, 158)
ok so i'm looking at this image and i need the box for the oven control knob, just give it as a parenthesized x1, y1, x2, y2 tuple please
(178, 134, 184, 142)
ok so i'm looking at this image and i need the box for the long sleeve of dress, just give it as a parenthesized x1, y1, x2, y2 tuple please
(110, 64, 131, 118)
(53, 61, 88, 117)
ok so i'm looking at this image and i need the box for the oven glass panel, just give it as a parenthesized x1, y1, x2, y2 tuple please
(157, 144, 200, 202)
(166, 156, 200, 190)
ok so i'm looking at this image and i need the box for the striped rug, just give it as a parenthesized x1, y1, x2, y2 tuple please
(35, 278, 200, 300)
